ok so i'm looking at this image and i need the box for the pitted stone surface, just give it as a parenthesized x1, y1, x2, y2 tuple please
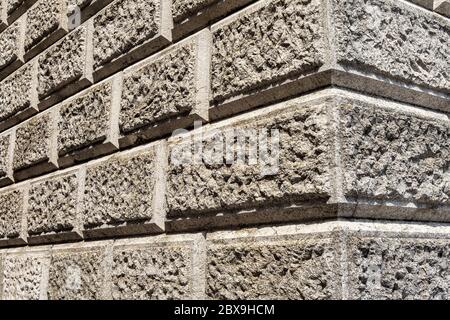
(340, 102, 450, 204)
(14, 113, 52, 171)
(168, 103, 331, 216)
(48, 249, 104, 300)
(93, 0, 160, 70)
(28, 173, 78, 236)
(0, 19, 21, 70)
(112, 245, 192, 299)
(0, 134, 10, 177)
(211, 0, 325, 102)
(58, 81, 111, 155)
(120, 42, 196, 134)
(347, 235, 450, 300)
(6, 0, 25, 15)
(0, 64, 34, 122)
(333, 0, 450, 93)
(38, 26, 87, 99)
(173, 0, 218, 22)
(3, 255, 45, 300)
(83, 149, 157, 229)
(207, 236, 340, 299)
(0, 189, 23, 239)
(25, 0, 63, 52)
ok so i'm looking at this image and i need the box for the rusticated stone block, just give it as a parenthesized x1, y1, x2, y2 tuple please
(68, 0, 114, 23)
(119, 31, 210, 148)
(0, 15, 25, 79)
(13, 111, 58, 181)
(207, 229, 341, 299)
(0, 186, 27, 246)
(37, 23, 93, 109)
(24, 0, 68, 60)
(0, 62, 38, 132)
(111, 235, 203, 300)
(48, 245, 106, 300)
(82, 142, 166, 238)
(0, 131, 14, 186)
(5, 0, 36, 23)
(347, 234, 450, 300)
(57, 76, 121, 168)
(435, 0, 450, 17)
(167, 98, 332, 220)
(211, 0, 325, 104)
(173, 0, 218, 22)
(2, 252, 48, 300)
(333, 0, 450, 94)
(92, 0, 172, 81)
(27, 169, 81, 244)
(339, 99, 450, 205)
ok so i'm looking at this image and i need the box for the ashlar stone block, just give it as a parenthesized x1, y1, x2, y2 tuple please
(48, 244, 107, 300)
(82, 142, 167, 238)
(0, 15, 25, 80)
(57, 76, 121, 168)
(0, 130, 14, 186)
(118, 30, 210, 148)
(27, 168, 82, 244)
(24, 0, 69, 61)
(37, 23, 93, 110)
(0, 185, 27, 247)
(92, 0, 172, 81)
(13, 110, 58, 181)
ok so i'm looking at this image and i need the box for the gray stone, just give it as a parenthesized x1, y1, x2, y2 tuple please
(339, 100, 450, 205)
(28, 171, 80, 242)
(168, 100, 332, 217)
(82, 143, 166, 237)
(347, 235, 450, 300)
(2, 254, 47, 300)
(0, 187, 26, 243)
(407, 0, 434, 9)
(37, 24, 92, 103)
(207, 233, 341, 299)
(333, 0, 450, 94)
(112, 243, 192, 299)
(0, 132, 12, 180)
(6, 0, 26, 15)
(434, 0, 450, 17)
(211, 0, 325, 103)
(48, 247, 105, 300)
(0, 17, 24, 72)
(173, 0, 218, 22)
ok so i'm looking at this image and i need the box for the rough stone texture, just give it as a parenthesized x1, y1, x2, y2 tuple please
(211, 0, 325, 102)
(173, 0, 218, 22)
(28, 172, 78, 236)
(347, 235, 450, 300)
(48, 248, 104, 300)
(58, 81, 111, 156)
(38, 26, 87, 99)
(2, 255, 45, 300)
(0, 189, 24, 240)
(25, 0, 63, 52)
(333, 0, 450, 93)
(0, 19, 21, 70)
(340, 101, 450, 205)
(93, 0, 160, 70)
(168, 102, 332, 216)
(83, 149, 157, 229)
(120, 41, 196, 134)
(13, 113, 52, 171)
(0, 134, 10, 177)
(6, 0, 26, 15)
(207, 235, 340, 299)
(112, 244, 192, 299)
(0, 63, 34, 122)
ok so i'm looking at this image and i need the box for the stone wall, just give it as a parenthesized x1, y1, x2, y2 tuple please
(0, 0, 449, 300)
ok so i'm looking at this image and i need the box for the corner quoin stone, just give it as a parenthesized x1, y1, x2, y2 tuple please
(118, 30, 210, 148)
(81, 141, 167, 239)
(92, 0, 172, 81)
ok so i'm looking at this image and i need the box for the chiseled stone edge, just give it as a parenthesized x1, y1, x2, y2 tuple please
(26, 166, 83, 245)
(81, 140, 168, 240)
(0, 129, 15, 187)
(118, 29, 211, 149)
(23, 0, 69, 62)
(0, 13, 26, 82)
(0, 182, 28, 248)
(12, 108, 59, 182)
(91, 0, 173, 83)
(37, 20, 94, 112)
(57, 75, 121, 169)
